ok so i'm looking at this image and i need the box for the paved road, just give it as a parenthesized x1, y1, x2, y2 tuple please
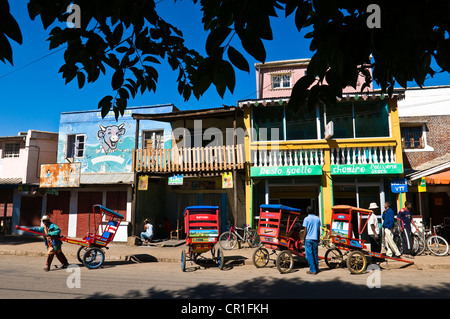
(1, 255, 450, 300)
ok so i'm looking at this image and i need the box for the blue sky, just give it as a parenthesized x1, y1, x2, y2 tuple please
(1, 1, 449, 137)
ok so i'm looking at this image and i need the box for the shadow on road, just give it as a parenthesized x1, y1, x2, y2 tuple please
(85, 274, 450, 299)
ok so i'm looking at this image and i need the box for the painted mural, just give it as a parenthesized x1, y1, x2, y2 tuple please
(57, 105, 174, 174)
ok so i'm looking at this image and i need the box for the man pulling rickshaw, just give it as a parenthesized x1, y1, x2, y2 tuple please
(29, 215, 69, 271)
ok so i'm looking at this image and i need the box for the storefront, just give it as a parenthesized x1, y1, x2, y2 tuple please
(240, 92, 406, 227)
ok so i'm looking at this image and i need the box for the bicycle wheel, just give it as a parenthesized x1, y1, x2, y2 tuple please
(83, 247, 105, 269)
(77, 246, 88, 264)
(276, 250, 294, 274)
(247, 229, 260, 248)
(252, 247, 270, 268)
(427, 235, 449, 256)
(346, 250, 367, 275)
(324, 247, 343, 269)
(218, 231, 238, 250)
(412, 234, 425, 256)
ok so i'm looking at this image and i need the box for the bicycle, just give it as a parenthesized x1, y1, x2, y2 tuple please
(319, 225, 333, 248)
(415, 222, 449, 256)
(218, 222, 260, 250)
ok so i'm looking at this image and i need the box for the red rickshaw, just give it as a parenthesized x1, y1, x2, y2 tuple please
(181, 206, 224, 271)
(252, 204, 322, 274)
(16, 204, 123, 269)
(324, 205, 414, 274)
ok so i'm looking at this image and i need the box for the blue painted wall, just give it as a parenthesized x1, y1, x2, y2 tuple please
(57, 104, 175, 173)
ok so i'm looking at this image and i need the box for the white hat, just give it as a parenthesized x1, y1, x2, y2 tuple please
(41, 215, 50, 221)
(368, 203, 379, 210)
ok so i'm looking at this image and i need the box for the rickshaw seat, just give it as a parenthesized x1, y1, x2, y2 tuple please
(101, 221, 118, 241)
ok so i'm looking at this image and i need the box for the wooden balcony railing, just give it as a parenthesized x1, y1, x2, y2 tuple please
(133, 144, 245, 173)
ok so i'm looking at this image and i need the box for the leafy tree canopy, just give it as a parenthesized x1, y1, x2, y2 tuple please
(1, 0, 450, 118)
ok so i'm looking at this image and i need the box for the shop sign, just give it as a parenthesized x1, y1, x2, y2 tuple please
(418, 177, 427, 193)
(138, 175, 148, 190)
(40, 163, 81, 188)
(222, 172, 233, 188)
(250, 165, 322, 177)
(168, 174, 183, 186)
(330, 163, 403, 175)
(391, 178, 408, 193)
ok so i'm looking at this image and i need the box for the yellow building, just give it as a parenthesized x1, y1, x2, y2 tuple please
(239, 91, 406, 228)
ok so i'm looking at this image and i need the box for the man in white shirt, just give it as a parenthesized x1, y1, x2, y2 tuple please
(367, 202, 381, 254)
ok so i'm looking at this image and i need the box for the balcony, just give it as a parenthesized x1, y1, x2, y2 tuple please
(132, 144, 245, 173)
(249, 138, 402, 177)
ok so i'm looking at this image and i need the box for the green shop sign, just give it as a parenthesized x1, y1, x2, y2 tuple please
(331, 163, 403, 175)
(250, 165, 323, 177)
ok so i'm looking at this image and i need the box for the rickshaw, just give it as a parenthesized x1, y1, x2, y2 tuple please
(252, 204, 320, 274)
(324, 205, 414, 274)
(181, 206, 224, 271)
(16, 204, 123, 269)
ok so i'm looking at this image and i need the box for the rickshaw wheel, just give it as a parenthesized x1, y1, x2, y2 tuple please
(276, 250, 294, 274)
(77, 246, 88, 264)
(181, 249, 187, 272)
(347, 250, 367, 274)
(83, 247, 105, 269)
(324, 247, 344, 269)
(216, 247, 225, 270)
(252, 247, 270, 268)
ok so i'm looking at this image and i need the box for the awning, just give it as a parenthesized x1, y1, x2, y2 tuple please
(424, 170, 450, 184)
(80, 173, 134, 185)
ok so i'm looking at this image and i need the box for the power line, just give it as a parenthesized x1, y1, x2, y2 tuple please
(0, 45, 67, 80)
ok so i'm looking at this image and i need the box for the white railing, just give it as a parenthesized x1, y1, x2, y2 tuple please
(252, 149, 324, 167)
(331, 146, 396, 165)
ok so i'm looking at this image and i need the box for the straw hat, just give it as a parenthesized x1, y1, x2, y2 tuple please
(368, 203, 379, 210)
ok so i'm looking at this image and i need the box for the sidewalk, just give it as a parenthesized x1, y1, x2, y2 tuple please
(1, 235, 450, 270)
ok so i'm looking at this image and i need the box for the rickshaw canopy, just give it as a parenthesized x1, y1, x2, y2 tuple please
(330, 205, 374, 239)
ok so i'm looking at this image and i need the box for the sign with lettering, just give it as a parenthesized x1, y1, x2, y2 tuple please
(250, 165, 322, 177)
(168, 174, 183, 185)
(330, 163, 403, 175)
(391, 178, 408, 193)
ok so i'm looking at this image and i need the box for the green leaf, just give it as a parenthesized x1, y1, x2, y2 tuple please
(239, 27, 266, 63)
(111, 69, 124, 90)
(227, 46, 249, 72)
(221, 60, 235, 93)
(77, 72, 85, 89)
(206, 27, 231, 56)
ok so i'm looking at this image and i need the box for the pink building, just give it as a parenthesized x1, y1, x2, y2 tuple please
(255, 58, 373, 99)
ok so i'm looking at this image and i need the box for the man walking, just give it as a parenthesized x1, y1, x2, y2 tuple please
(31, 215, 69, 271)
(302, 206, 321, 275)
(398, 201, 418, 258)
(382, 201, 402, 257)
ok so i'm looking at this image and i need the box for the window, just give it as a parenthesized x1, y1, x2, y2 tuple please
(67, 134, 85, 158)
(401, 126, 423, 149)
(285, 108, 318, 140)
(272, 74, 291, 89)
(143, 130, 164, 149)
(322, 103, 354, 139)
(253, 106, 284, 141)
(252, 100, 391, 142)
(354, 101, 389, 138)
(3, 143, 20, 158)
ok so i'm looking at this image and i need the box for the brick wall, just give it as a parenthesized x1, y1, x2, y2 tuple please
(402, 115, 450, 169)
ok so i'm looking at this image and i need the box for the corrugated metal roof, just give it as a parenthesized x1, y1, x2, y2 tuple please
(80, 173, 134, 185)
(0, 178, 22, 185)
